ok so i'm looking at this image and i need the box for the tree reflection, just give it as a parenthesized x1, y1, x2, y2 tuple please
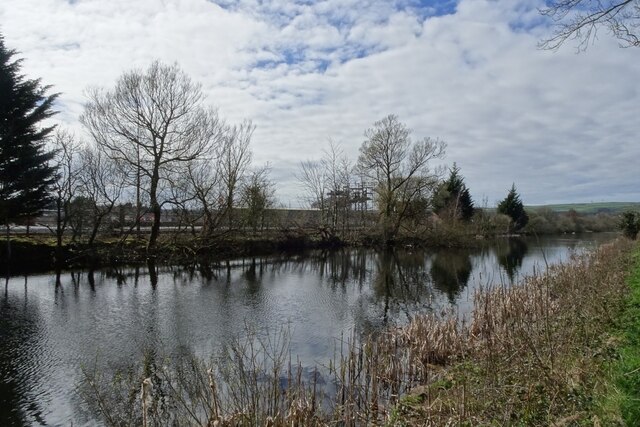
(244, 258, 264, 295)
(104, 266, 127, 286)
(0, 277, 48, 426)
(496, 238, 528, 282)
(370, 249, 434, 324)
(317, 248, 370, 289)
(147, 258, 158, 288)
(87, 269, 96, 291)
(429, 249, 473, 304)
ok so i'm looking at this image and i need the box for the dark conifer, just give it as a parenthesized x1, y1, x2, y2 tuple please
(0, 34, 57, 232)
(435, 163, 475, 221)
(497, 184, 529, 231)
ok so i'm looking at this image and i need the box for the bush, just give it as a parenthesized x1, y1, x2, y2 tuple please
(620, 211, 640, 239)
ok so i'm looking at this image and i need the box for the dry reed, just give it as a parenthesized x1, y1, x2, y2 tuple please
(82, 239, 636, 426)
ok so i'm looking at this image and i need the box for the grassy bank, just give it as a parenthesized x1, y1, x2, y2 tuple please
(82, 238, 639, 426)
(387, 238, 637, 425)
(598, 245, 640, 425)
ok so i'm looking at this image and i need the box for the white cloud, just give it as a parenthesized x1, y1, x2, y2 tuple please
(1, 0, 638, 206)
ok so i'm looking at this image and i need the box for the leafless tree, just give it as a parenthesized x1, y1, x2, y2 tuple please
(184, 157, 224, 236)
(297, 141, 355, 237)
(241, 164, 276, 232)
(163, 162, 201, 237)
(78, 145, 126, 246)
(219, 120, 254, 230)
(323, 141, 346, 229)
(49, 129, 81, 251)
(80, 61, 224, 251)
(540, 0, 640, 50)
(322, 141, 354, 234)
(297, 160, 328, 226)
(356, 114, 445, 244)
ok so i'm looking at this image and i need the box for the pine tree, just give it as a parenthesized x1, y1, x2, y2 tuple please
(0, 34, 57, 233)
(497, 184, 529, 231)
(434, 163, 475, 221)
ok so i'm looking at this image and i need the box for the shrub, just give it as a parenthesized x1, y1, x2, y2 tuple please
(620, 211, 640, 239)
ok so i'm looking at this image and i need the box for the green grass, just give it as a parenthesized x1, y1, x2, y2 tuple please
(528, 202, 640, 215)
(596, 244, 640, 425)
(612, 246, 640, 424)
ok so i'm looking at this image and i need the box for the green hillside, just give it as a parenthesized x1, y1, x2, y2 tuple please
(527, 202, 640, 215)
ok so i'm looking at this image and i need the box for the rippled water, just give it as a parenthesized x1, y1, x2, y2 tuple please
(0, 234, 616, 425)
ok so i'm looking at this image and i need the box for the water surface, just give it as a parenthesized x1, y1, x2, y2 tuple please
(0, 234, 616, 425)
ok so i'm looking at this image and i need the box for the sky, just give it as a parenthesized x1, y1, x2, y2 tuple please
(1, 0, 638, 207)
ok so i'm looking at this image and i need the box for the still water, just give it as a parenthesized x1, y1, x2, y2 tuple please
(0, 234, 616, 425)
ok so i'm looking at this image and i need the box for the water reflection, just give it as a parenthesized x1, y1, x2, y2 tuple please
(147, 258, 158, 288)
(1, 276, 49, 426)
(430, 249, 473, 304)
(370, 249, 435, 324)
(0, 234, 616, 425)
(496, 238, 529, 282)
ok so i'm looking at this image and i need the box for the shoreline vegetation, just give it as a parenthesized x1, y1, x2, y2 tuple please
(1, 40, 633, 277)
(0, 200, 626, 275)
(81, 237, 640, 426)
(0, 232, 620, 275)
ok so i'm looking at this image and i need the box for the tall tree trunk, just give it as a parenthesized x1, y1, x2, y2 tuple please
(202, 204, 212, 237)
(227, 189, 234, 231)
(56, 199, 62, 249)
(148, 202, 161, 252)
(5, 224, 11, 263)
(87, 207, 105, 247)
(136, 155, 141, 238)
(147, 167, 161, 252)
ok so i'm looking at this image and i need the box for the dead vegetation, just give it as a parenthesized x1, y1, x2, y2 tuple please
(82, 239, 636, 426)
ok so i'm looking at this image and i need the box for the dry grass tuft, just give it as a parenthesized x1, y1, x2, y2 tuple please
(82, 239, 636, 426)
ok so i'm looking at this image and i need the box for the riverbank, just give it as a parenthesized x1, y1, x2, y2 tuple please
(80, 237, 638, 425)
(0, 227, 496, 275)
(385, 237, 638, 425)
(598, 243, 640, 424)
(0, 231, 346, 274)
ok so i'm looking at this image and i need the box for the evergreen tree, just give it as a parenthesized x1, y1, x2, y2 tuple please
(497, 184, 529, 231)
(434, 163, 475, 221)
(458, 186, 475, 221)
(0, 34, 57, 231)
(619, 211, 640, 240)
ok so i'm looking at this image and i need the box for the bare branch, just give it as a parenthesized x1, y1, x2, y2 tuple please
(80, 61, 226, 250)
(539, 0, 639, 50)
(356, 115, 446, 243)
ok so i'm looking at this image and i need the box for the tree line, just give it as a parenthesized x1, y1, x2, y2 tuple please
(3, 32, 629, 257)
(2, 38, 279, 253)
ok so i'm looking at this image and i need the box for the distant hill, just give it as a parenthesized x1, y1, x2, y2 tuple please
(526, 202, 640, 215)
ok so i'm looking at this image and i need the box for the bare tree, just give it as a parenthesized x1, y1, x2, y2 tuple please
(296, 141, 354, 236)
(81, 61, 224, 251)
(323, 141, 350, 230)
(540, 0, 640, 50)
(185, 157, 224, 237)
(297, 160, 328, 226)
(356, 114, 445, 244)
(49, 129, 81, 252)
(78, 145, 126, 246)
(163, 162, 201, 238)
(241, 164, 276, 232)
(219, 120, 254, 230)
